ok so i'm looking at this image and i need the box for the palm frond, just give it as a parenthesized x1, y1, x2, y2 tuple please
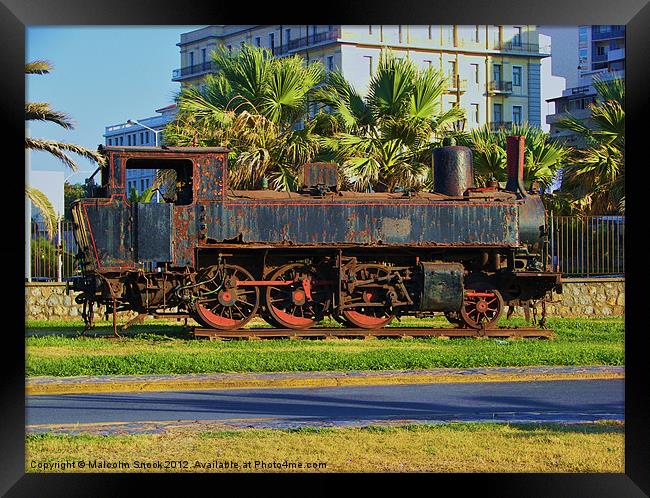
(25, 60, 52, 74)
(26, 102, 75, 129)
(25, 138, 105, 171)
(26, 186, 57, 238)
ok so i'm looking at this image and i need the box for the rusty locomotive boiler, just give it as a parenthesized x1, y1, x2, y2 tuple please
(70, 136, 561, 332)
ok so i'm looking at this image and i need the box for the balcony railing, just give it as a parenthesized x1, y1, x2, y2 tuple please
(489, 121, 513, 131)
(495, 41, 551, 54)
(592, 27, 625, 41)
(488, 80, 513, 94)
(446, 77, 467, 93)
(172, 61, 217, 81)
(272, 28, 341, 56)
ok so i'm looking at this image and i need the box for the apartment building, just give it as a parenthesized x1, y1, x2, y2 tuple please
(545, 25, 625, 147)
(172, 25, 551, 130)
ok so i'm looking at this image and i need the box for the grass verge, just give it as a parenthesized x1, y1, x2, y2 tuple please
(25, 421, 624, 473)
(26, 317, 624, 377)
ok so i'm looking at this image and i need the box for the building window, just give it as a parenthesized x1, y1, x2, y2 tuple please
(398, 25, 403, 43)
(597, 45, 605, 55)
(513, 26, 522, 46)
(145, 131, 149, 144)
(368, 25, 372, 35)
(285, 29, 291, 43)
(513, 105, 522, 124)
(327, 56, 334, 72)
(201, 48, 206, 63)
(512, 66, 522, 86)
(474, 25, 480, 42)
(189, 52, 194, 67)
(364, 55, 373, 76)
(269, 33, 275, 49)
(312, 25, 318, 42)
(472, 103, 480, 124)
(128, 135, 131, 146)
(428, 25, 433, 40)
(493, 103, 503, 123)
(141, 179, 145, 191)
(493, 64, 502, 82)
(255, 37, 261, 47)
(119, 136, 123, 145)
(470, 63, 479, 84)
(107, 138, 112, 145)
(447, 60, 456, 80)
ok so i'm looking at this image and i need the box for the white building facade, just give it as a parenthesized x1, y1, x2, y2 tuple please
(173, 25, 551, 130)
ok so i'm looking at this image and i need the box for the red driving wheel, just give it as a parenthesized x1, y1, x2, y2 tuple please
(194, 264, 259, 330)
(459, 283, 504, 329)
(341, 264, 394, 329)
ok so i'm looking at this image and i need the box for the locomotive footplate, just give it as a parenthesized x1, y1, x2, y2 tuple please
(192, 326, 554, 340)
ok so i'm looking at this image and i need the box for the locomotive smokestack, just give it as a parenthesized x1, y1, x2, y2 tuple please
(432, 139, 474, 197)
(505, 135, 527, 197)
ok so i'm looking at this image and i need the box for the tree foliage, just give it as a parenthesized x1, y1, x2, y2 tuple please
(163, 45, 324, 190)
(314, 50, 464, 192)
(551, 76, 625, 215)
(26, 60, 105, 237)
(453, 122, 567, 192)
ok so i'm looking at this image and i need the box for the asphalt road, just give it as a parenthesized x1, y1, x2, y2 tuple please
(26, 378, 624, 431)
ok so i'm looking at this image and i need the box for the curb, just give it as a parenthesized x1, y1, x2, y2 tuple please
(26, 366, 624, 396)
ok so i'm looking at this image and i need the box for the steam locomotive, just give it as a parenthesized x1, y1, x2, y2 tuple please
(70, 136, 561, 331)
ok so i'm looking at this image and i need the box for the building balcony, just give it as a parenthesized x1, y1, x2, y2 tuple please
(488, 80, 513, 94)
(592, 27, 625, 41)
(489, 121, 513, 131)
(546, 107, 592, 125)
(608, 47, 625, 62)
(272, 28, 341, 56)
(494, 41, 551, 55)
(446, 77, 467, 93)
(172, 61, 217, 82)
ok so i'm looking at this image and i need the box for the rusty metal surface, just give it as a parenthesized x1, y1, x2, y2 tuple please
(136, 203, 173, 262)
(419, 262, 464, 311)
(432, 146, 474, 196)
(301, 162, 338, 189)
(78, 197, 134, 269)
(206, 202, 520, 246)
(193, 327, 554, 339)
(172, 205, 196, 267)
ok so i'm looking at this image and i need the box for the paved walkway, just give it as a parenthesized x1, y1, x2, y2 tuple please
(27, 365, 624, 396)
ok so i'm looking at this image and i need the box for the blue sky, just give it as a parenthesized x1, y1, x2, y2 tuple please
(27, 26, 200, 184)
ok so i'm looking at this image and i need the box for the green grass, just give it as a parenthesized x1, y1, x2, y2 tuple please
(25, 316, 624, 377)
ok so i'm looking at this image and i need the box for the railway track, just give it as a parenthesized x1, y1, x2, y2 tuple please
(193, 326, 554, 340)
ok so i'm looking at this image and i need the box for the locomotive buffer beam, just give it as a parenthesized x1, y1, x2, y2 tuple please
(193, 326, 554, 340)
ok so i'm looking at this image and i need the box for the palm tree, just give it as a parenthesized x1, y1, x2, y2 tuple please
(163, 45, 324, 190)
(554, 76, 625, 214)
(454, 122, 567, 192)
(313, 50, 465, 192)
(25, 60, 105, 236)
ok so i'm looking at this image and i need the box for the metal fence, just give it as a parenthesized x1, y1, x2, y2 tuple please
(27, 216, 625, 281)
(28, 221, 79, 282)
(550, 215, 625, 277)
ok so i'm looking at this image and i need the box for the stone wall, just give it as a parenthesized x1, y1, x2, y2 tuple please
(25, 278, 625, 321)
(544, 278, 624, 317)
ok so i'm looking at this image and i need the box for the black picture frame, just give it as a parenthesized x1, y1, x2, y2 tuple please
(5, 0, 646, 494)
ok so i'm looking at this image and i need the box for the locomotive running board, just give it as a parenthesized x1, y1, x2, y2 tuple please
(193, 327, 554, 339)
